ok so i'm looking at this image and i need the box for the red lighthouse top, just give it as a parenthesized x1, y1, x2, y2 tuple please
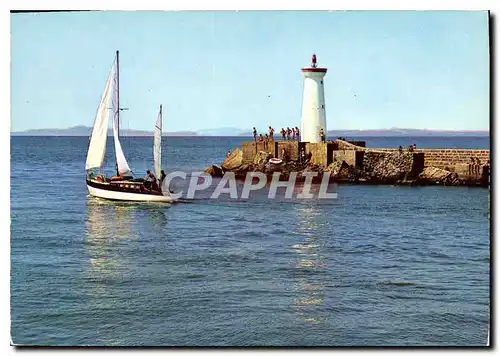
(302, 53, 327, 73)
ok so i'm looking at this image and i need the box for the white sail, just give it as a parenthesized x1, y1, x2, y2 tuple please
(112, 113, 131, 175)
(153, 105, 162, 179)
(85, 70, 113, 170)
(111, 61, 131, 176)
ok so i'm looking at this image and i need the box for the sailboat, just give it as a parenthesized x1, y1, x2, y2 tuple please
(85, 51, 174, 203)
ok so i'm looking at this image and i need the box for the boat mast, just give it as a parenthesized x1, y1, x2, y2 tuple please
(116, 50, 120, 176)
(116, 50, 120, 138)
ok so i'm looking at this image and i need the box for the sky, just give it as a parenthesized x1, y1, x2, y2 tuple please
(11, 10, 489, 132)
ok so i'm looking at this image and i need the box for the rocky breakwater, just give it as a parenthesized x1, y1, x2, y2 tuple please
(327, 150, 488, 187)
(204, 142, 489, 187)
(206, 148, 325, 182)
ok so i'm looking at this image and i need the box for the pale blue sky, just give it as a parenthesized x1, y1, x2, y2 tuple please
(11, 11, 489, 132)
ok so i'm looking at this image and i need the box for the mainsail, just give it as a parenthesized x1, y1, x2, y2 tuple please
(85, 69, 113, 170)
(111, 55, 131, 175)
(112, 112, 131, 175)
(153, 105, 162, 179)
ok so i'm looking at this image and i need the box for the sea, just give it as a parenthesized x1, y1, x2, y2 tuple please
(10, 135, 490, 347)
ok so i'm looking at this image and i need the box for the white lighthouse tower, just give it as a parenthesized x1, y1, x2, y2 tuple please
(300, 54, 327, 143)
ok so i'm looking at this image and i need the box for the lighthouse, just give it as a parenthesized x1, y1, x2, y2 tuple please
(300, 54, 327, 143)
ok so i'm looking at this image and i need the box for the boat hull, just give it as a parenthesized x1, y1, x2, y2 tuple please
(86, 180, 174, 203)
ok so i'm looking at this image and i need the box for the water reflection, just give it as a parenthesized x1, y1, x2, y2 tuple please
(84, 198, 135, 281)
(82, 198, 170, 344)
(143, 205, 168, 234)
(84, 198, 170, 274)
(290, 203, 327, 325)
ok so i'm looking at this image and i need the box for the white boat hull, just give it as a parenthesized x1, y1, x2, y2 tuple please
(87, 184, 175, 203)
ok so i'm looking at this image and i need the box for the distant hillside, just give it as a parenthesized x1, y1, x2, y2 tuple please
(11, 126, 198, 136)
(326, 129, 490, 137)
(196, 127, 249, 136)
(11, 126, 489, 137)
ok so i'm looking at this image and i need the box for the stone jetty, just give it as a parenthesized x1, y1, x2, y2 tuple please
(204, 139, 490, 187)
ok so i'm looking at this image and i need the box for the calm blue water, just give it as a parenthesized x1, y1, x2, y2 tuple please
(10, 136, 490, 346)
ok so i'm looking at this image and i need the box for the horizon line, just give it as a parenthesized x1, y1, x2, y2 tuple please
(10, 127, 491, 133)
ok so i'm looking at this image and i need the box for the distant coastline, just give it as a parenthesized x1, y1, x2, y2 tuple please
(10, 126, 198, 137)
(10, 125, 489, 137)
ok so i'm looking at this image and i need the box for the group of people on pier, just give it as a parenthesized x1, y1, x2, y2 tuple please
(252, 126, 329, 144)
(279, 127, 301, 141)
(399, 144, 417, 152)
(253, 126, 301, 144)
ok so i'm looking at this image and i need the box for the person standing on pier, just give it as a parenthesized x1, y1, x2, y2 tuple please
(292, 128, 296, 140)
(319, 128, 326, 143)
(295, 127, 300, 141)
(269, 126, 275, 140)
(253, 127, 257, 142)
(264, 134, 269, 150)
(286, 127, 292, 140)
(280, 128, 286, 140)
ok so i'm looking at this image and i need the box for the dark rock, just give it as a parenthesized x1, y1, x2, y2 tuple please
(232, 164, 251, 179)
(296, 164, 326, 183)
(325, 160, 344, 175)
(346, 165, 365, 182)
(329, 161, 350, 179)
(203, 165, 224, 177)
(264, 161, 284, 174)
(255, 163, 266, 172)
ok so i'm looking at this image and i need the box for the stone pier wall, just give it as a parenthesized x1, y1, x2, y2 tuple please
(417, 149, 490, 169)
(277, 141, 300, 161)
(331, 150, 357, 166)
(240, 139, 490, 179)
(304, 142, 327, 166)
(372, 148, 490, 171)
(241, 142, 258, 164)
(241, 141, 277, 164)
